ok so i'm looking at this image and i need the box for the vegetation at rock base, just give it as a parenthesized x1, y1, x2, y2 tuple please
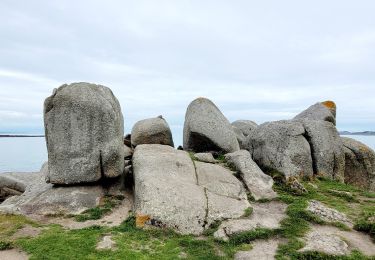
(0, 178, 374, 259)
(73, 195, 124, 222)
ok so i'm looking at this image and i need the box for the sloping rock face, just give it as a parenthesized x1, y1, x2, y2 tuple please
(300, 120, 345, 181)
(133, 144, 249, 235)
(232, 120, 258, 137)
(232, 120, 258, 149)
(0, 163, 107, 215)
(44, 83, 124, 184)
(133, 144, 206, 235)
(294, 101, 336, 125)
(225, 150, 277, 200)
(131, 116, 174, 147)
(247, 120, 313, 179)
(183, 98, 239, 153)
(342, 137, 375, 191)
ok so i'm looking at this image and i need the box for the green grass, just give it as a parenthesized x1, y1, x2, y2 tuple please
(229, 228, 276, 245)
(242, 207, 253, 217)
(16, 216, 246, 259)
(74, 196, 123, 222)
(0, 240, 12, 250)
(0, 178, 374, 259)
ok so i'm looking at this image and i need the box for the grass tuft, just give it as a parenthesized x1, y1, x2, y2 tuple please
(0, 240, 12, 250)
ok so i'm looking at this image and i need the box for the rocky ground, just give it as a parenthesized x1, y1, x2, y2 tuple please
(0, 83, 374, 259)
(0, 176, 374, 259)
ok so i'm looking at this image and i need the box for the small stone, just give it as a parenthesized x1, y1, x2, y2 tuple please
(96, 235, 116, 250)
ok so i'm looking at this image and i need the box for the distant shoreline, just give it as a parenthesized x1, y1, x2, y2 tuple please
(0, 135, 44, 138)
(339, 131, 375, 136)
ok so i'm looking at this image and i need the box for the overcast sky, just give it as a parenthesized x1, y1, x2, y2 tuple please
(1, 1, 374, 145)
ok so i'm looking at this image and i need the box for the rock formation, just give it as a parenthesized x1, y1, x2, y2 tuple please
(225, 150, 277, 200)
(342, 137, 375, 191)
(1, 81, 374, 258)
(247, 120, 314, 179)
(131, 116, 174, 147)
(294, 100, 337, 125)
(133, 144, 249, 235)
(44, 83, 125, 184)
(183, 97, 240, 153)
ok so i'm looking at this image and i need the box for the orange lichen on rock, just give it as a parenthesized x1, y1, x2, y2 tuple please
(321, 101, 336, 109)
(135, 213, 150, 227)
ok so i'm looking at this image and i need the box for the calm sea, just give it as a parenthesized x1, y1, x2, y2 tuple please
(0, 135, 375, 173)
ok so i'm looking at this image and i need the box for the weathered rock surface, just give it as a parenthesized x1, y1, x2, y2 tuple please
(234, 238, 282, 260)
(247, 120, 313, 179)
(342, 137, 375, 191)
(300, 120, 345, 181)
(232, 120, 258, 137)
(294, 101, 337, 125)
(214, 201, 287, 241)
(301, 224, 375, 256)
(0, 172, 35, 201)
(232, 120, 258, 149)
(196, 161, 250, 224)
(133, 144, 250, 235)
(133, 144, 207, 235)
(44, 83, 124, 184)
(225, 150, 277, 200)
(123, 145, 133, 159)
(300, 229, 349, 255)
(183, 98, 239, 153)
(0, 163, 116, 216)
(193, 153, 217, 163)
(196, 161, 247, 200)
(131, 116, 174, 147)
(307, 200, 352, 227)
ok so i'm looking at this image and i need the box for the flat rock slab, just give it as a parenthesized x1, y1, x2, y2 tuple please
(133, 144, 250, 235)
(307, 200, 352, 227)
(133, 144, 207, 235)
(234, 238, 282, 260)
(214, 201, 287, 241)
(196, 161, 247, 200)
(0, 249, 28, 260)
(301, 224, 375, 256)
(0, 166, 112, 216)
(46, 190, 133, 230)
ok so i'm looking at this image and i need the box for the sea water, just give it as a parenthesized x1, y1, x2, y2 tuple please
(0, 135, 374, 173)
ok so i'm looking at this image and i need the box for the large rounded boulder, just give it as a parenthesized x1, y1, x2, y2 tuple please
(342, 137, 375, 191)
(294, 101, 336, 125)
(44, 83, 125, 185)
(183, 98, 239, 153)
(131, 116, 174, 147)
(247, 120, 313, 179)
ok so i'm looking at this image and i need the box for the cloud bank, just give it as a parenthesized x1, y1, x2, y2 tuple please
(1, 0, 374, 144)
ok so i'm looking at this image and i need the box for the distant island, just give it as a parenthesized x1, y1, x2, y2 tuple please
(339, 131, 375, 136)
(0, 134, 44, 138)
